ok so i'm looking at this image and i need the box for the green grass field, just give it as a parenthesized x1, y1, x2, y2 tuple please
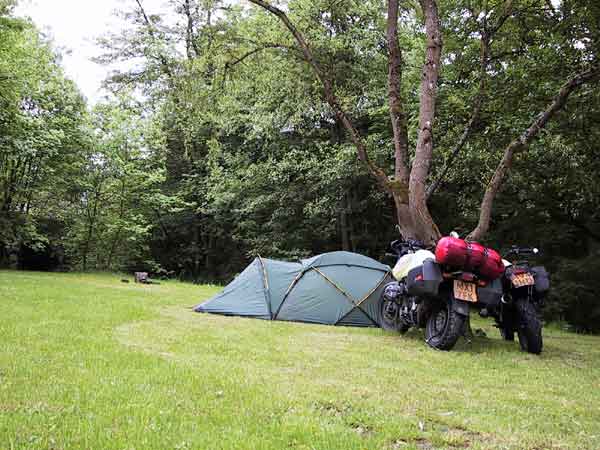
(1, 271, 599, 450)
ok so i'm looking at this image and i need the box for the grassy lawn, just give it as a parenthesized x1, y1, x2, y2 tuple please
(1, 271, 599, 449)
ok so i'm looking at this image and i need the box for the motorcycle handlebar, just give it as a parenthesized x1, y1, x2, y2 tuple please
(390, 238, 427, 256)
(505, 246, 540, 257)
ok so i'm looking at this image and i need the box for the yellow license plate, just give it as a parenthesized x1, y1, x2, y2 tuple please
(512, 273, 535, 288)
(454, 280, 478, 302)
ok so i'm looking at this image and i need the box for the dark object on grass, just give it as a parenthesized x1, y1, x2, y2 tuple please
(194, 251, 393, 327)
(121, 279, 130, 283)
(134, 272, 149, 283)
(134, 272, 161, 285)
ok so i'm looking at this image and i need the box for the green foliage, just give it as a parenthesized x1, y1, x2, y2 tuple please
(62, 98, 168, 272)
(0, 13, 88, 265)
(548, 253, 600, 333)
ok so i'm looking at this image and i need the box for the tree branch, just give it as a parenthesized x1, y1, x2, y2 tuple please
(183, 0, 201, 59)
(134, 0, 173, 78)
(468, 65, 600, 241)
(427, 1, 513, 199)
(224, 44, 290, 70)
(246, 0, 391, 193)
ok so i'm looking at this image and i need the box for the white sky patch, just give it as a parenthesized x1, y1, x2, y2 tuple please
(15, 0, 170, 104)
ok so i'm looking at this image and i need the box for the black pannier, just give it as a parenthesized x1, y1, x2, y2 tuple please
(406, 259, 442, 297)
(531, 266, 550, 293)
(477, 278, 503, 307)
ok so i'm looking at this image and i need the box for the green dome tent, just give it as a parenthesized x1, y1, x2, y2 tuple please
(194, 251, 393, 327)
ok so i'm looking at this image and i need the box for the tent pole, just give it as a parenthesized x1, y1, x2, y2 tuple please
(355, 271, 391, 308)
(257, 255, 273, 319)
(272, 268, 307, 320)
(348, 271, 392, 326)
(312, 267, 380, 327)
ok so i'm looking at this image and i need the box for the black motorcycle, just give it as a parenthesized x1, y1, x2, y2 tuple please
(494, 246, 549, 354)
(380, 237, 471, 351)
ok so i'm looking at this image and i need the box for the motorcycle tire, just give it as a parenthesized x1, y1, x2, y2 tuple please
(379, 297, 410, 333)
(516, 300, 543, 354)
(425, 300, 465, 351)
(498, 321, 515, 342)
(500, 326, 515, 341)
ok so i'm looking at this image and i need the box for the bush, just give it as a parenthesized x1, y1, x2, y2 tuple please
(546, 252, 600, 333)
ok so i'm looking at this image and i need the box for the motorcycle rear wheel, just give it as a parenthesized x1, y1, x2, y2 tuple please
(499, 324, 515, 341)
(516, 300, 543, 354)
(425, 301, 465, 351)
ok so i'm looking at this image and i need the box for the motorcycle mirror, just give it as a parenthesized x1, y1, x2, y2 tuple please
(450, 231, 459, 239)
(533, 248, 539, 254)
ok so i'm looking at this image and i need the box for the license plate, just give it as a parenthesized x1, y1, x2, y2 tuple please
(512, 273, 535, 288)
(454, 280, 478, 303)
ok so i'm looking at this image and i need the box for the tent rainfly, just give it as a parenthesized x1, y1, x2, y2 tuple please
(194, 251, 393, 327)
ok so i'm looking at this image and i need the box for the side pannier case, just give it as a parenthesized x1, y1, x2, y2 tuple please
(406, 259, 442, 297)
(531, 266, 550, 294)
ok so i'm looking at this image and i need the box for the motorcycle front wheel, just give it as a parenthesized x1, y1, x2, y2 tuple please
(516, 300, 543, 354)
(425, 300, 465, 351)
(379, 297, 410, 333)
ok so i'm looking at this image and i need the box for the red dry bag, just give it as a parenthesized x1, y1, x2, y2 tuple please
(435, 236, 504, 280)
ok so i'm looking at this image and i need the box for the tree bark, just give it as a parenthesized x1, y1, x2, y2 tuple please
(386, 0, 414, 234)
(426, 32, 488, 199)
(106, 177, 127, 270)
(82, 179, 103, 271)
(408, 0, 443, 244)
(387, 0, 410, 186)
(468, 66, 600, 241)
(183, 0, 200, 59)
(340, 195, 351, 252)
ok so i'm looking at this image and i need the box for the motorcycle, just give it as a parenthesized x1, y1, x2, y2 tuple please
(380, 235, 473, 351)
(493, 246, 549, 354)
(380, 232, 549, 354)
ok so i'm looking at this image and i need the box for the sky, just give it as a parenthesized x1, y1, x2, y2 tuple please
(14, 0, 169, 104)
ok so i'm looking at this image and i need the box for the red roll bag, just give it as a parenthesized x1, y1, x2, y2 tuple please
(435, 236, 504, 280)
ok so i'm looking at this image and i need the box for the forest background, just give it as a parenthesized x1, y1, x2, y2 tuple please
(1, 0, 599, 331)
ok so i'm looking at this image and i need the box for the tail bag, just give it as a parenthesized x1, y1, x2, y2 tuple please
(435, 236, 504, 281)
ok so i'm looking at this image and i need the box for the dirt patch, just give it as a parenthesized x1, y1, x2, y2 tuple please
(415, 438, 434, 449)
(313, 399, 353, 417)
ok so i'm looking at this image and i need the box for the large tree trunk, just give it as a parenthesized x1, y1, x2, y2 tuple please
(387, 0, 410, 186)
(468, 66, 600, 241)
(408, 0, 443, 244)
(386, 0, 417, 237)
